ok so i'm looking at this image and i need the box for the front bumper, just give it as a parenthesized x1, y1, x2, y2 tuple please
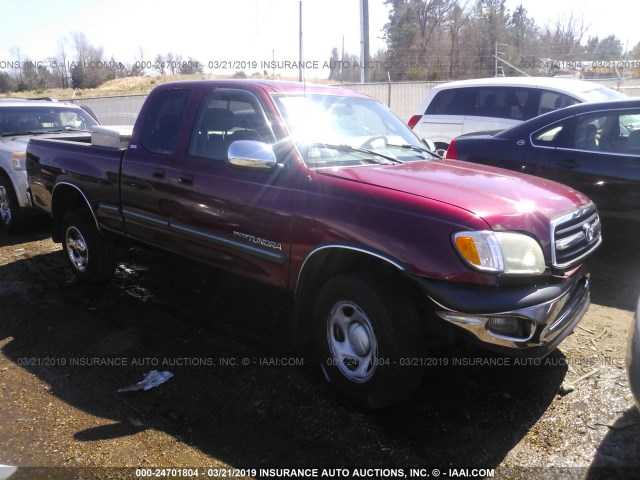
(421, 266, 590, 356)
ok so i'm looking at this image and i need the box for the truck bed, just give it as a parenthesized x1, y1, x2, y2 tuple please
(27, 136, 124, 221)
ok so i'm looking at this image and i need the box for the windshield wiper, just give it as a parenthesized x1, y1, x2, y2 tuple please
(1, 130, 42, 137)
(309, 143, 404, 164)
(388, 143, 439, 157)
(1, 127, 92, 137)
(41, 127, 93, 133)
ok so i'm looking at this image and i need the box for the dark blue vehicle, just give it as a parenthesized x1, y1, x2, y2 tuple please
(445, 99, 640, 237)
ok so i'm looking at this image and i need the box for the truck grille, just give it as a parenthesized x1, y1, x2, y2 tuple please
(550, 204, 602, 269)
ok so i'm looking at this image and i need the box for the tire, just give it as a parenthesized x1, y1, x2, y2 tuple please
(434, 142, 449, 158)
(0, 176, 24, 233)
(61, 210, 116, 284)
(313, 273, 425, 408)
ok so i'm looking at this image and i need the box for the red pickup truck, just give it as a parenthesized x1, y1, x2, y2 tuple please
(27, 80, 601, 407)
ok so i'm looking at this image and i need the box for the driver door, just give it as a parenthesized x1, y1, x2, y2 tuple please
(168, 88, 294, 288)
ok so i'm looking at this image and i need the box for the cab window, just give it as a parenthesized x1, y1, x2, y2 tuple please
(188, 89, 274, 161)
(139, 89, 190, 155)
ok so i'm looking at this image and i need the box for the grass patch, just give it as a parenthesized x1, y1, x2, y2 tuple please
(1, 73, 331, 100)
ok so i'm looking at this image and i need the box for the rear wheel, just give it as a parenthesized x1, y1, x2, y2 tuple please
(0, 176, 24, 233)
(61, 210, 116, 283)
(314, 273, 425, 408)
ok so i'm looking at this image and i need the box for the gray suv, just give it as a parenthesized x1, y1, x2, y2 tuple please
(0, 98, 98, 231)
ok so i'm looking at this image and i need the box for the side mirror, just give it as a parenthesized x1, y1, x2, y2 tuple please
(228, 140, 277, 170)
(421, 137, 436, 152)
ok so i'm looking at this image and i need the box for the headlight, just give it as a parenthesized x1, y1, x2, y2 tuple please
(12, 151, 26, 170)
(453, 231, 545, 274)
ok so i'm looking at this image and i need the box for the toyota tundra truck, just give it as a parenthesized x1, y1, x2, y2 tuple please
(26, 80, 601, 408)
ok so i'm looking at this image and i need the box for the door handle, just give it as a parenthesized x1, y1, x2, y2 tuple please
(555, 159, 579, 169)
(177, 176, 193, 186)
(152, 169, 165, 179)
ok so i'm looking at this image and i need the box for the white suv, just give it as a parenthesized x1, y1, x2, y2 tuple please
(408, 77, 625, 152)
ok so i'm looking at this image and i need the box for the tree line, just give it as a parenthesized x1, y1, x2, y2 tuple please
(329, 0, 640, 83)
(0, 32, 203, 93)
(3, 1, 640, 92)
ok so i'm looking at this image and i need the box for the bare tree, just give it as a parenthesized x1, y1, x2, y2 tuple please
(9, 46, 23, 83)
(445, 0, 471, 77)
(542, 14, 586, 59)
(415, 0, 453, 65)
(136, 46, 146, 76)
(50, 38, 70, 89)
(69, 32, 110, 88)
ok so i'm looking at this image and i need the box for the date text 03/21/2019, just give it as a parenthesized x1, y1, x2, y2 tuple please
(135, 467, 496, 478)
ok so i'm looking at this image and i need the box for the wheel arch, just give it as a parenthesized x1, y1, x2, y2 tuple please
(51, 182, 99, 242)
(292, 244, 426, 344)
(0, 166, 18, 192)
(0, 166, 11, 181)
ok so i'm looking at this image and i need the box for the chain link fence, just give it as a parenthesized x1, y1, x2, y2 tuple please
(335, 81, 444, 122)
(66, 81, 444, 125)
(67, 78, 640, 126)
(67, 94, 147, 125)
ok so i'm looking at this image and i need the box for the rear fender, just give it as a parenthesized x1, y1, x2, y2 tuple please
(51, 182, 99, 242)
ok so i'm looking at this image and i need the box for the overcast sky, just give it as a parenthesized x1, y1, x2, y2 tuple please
(0, 0, 637, 80)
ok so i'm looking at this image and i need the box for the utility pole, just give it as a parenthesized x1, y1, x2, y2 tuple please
(493, 42, 528, 77)
(494, 42, 506, 77)
(299, 0, 303, 82)
(360, 0, 369, 83)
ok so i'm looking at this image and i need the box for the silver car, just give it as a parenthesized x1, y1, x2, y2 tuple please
(630, 297, 640, 411)
(0, 99, 98, 232)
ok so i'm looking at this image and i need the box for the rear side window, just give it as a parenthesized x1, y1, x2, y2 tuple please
(140, 89, 190, 155)
(425, 89, 470, 115)
(539, 91, 579, 116)
(426, 86, 541, 121)
(472, 87, 540, 120)
(532, 121, 569, 147)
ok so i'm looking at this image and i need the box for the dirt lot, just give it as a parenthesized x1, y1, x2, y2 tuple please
(0, 221, 639, 480)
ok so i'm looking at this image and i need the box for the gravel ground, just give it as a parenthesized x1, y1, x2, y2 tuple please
(0, 221, 638, 480)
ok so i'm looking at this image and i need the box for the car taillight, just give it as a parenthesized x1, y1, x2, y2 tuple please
(445, 139, 458, 159)
(408, 115, 422, 129)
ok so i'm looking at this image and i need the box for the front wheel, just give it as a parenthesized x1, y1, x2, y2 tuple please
(61, 210, 116, 283)
(0, 176, 24, 233)
(314, 273, 425, 408)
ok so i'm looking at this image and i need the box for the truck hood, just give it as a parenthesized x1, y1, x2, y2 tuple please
(0, 136, 30, 152)
(316, 159, 591, 230)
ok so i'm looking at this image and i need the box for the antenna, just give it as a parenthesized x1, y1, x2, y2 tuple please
(360, 0, 369, 83)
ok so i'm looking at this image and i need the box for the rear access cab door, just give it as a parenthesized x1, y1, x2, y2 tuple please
(121, 88, 191, 250)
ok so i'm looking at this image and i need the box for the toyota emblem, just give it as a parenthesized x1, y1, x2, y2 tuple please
(583, 222, 595, 242)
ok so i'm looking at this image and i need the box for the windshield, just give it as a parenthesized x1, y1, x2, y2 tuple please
(580, 86, 626, 102)
(0, 106, 98, 136)
(272, 94, 435, 168)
